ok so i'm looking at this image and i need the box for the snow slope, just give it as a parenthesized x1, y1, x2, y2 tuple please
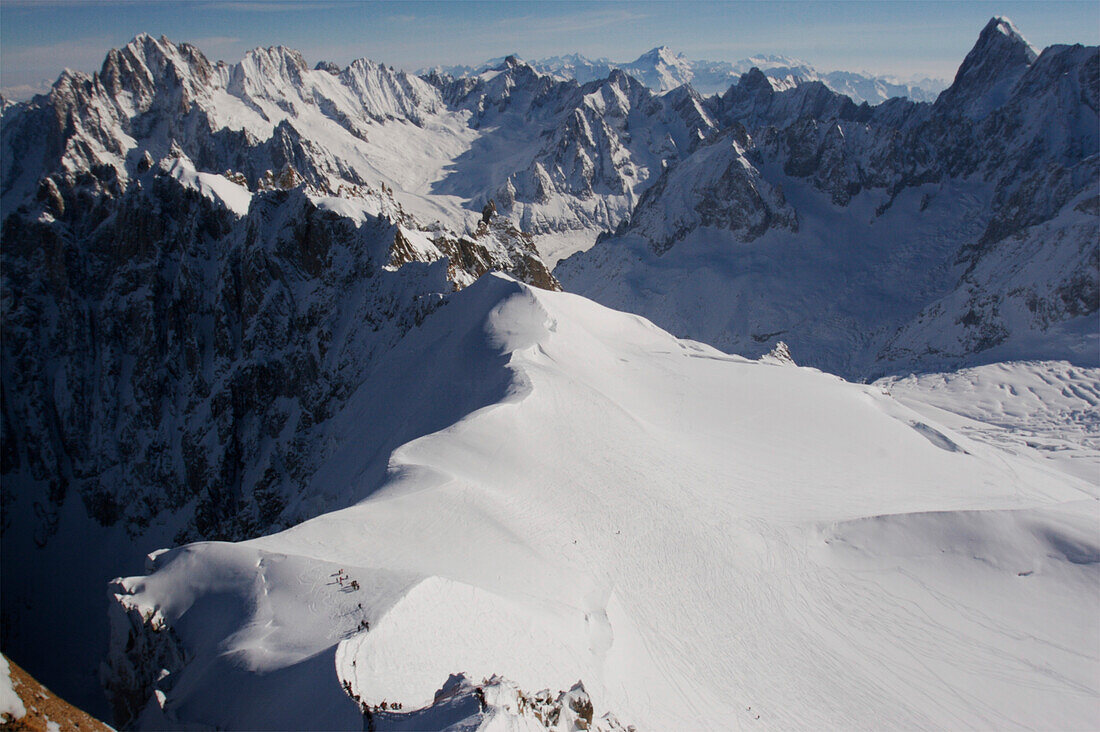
(107, 274, 1100, 730)
(879, 361, 1100, 485)
(557, 173, 990, 378)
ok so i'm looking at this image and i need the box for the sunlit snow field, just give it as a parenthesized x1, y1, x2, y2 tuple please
(111, 276, 1099, 730)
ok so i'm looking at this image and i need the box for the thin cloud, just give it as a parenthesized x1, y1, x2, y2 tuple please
(0, 80, 54, 101)
(0, 35, 115, 85)
(497, 8, 652, 35)
(200, 1, 339, 11)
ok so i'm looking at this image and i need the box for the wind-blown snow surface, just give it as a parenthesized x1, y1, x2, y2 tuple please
(108, 275, 1100, 730)
(879, 361, 1100, 486)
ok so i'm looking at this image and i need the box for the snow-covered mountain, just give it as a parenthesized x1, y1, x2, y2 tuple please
(433, 47, 946, 103)
(2, 33, 731, 268)
(422, 58, 717, 264)
(1, 151, 558, 711)
(101, 275, 1098, 730)
(558, 17, 1099, 378)
(0, 17, 1096, 729)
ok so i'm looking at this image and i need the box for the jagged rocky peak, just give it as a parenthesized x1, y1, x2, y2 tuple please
(935, 16, 1038, 119)
(231, 44, 311, 98)
(740, 67, 776, 91)
(242, 44, 309, 76)
(99, 33, 214, 106)
(761, 341, 796, 365)
(558, 16, 1096, 376)
(620, 126, 798, 255)
(715, 68, 777, 123)
(339, 57, 444, 122)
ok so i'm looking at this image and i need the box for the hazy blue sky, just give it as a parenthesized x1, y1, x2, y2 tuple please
(2, 1, 1098, 98)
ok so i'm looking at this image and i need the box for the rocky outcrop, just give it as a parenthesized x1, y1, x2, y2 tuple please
(345, 672, 631, 732)
(625, 127, 798, 253)
(101, 583, 186, 727)
(2, 655, 112, 731)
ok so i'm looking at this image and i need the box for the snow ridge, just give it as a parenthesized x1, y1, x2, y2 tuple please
(104, 277, 1099, 730)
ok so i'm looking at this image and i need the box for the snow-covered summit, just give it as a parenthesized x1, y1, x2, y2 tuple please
(620, 45, 695, 92)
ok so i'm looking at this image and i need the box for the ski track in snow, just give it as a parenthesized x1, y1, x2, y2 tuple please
(112, 276, 1100, 731)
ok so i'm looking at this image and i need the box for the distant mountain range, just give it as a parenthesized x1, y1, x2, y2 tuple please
(422, 45, 947, 103)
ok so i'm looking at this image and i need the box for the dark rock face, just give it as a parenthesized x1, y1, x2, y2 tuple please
(934, 17, 1038, 120)
(481, 198, 496, 224)
(0, 120, 558, 553)
(1, 173, 457, 546)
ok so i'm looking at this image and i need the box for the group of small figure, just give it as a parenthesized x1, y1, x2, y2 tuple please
(342, 682, 406, 732)
(332, 568, 360, 591)
(331, 569, 370, 631)
(343, 680, 405, 732)
(369, 700, 402, 711)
